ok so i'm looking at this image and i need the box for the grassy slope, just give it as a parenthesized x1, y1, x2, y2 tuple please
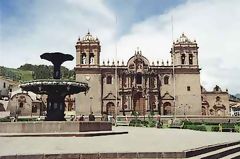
(3, 67, 33, 82)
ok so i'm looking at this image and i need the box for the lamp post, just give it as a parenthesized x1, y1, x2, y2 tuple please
(90, 96, 93, 113)
(15, 95, 19, 121)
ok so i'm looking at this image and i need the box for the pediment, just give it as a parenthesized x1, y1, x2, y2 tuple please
(103, 92, 120, 100)
(161, 92, 174, 100)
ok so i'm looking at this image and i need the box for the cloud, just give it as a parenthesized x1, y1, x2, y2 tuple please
(1, 0, 240, 94)
(1, 0, 115, 68)
(103, 0, 240, 94)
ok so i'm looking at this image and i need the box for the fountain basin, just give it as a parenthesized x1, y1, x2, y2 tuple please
(20, 79, 89, 95)
(0, 121, 111, 133)
(20, 79, 89, 121)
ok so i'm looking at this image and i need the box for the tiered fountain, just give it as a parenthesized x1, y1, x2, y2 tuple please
(20, 52, 89, 121)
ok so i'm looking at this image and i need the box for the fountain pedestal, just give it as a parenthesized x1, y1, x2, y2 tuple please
(46, 94, 65, 121)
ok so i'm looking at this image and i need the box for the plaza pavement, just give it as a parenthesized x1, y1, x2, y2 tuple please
(0, 126, 240, 156)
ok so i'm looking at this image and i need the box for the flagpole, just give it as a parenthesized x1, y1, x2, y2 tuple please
(115, 15, 118, 126)
(171, 16, 176, 120)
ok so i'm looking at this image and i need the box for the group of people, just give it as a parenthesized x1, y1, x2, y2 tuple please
(70, 112, 95, 121)
(70, 112, 115, 122)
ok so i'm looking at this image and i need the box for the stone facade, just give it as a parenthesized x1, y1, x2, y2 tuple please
(201, 86, 230, 116)
(0, 76, 18, 99)
(7, 91, 44, 116)
(6, 90, 76, 117)
(75, 33, 204, 116)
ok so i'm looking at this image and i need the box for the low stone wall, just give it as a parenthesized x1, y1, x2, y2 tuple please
(79, 121, 112, 132)
(116, 115, 240, 124)
(0, 121, 112, 133)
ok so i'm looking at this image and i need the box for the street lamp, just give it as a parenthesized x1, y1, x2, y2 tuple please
(90, 96, 93, 113)
(15, 95, 19, 121)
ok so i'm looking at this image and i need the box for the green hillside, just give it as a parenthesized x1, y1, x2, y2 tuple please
(0, 66, 33, 82)
(0, 64, 75, 82)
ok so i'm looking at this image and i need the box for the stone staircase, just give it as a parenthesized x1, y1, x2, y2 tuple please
(186, 141, 240, 159)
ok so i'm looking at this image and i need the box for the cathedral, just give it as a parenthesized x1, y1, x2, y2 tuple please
(75, 32, 230, 117)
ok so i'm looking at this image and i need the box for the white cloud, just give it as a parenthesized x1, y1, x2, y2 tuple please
(1, 0, 115, 68)
(103, 0, 240, 94)
(1, 0, 240, 94)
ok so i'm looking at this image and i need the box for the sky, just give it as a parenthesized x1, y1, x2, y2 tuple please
(0, 0, 240, 94)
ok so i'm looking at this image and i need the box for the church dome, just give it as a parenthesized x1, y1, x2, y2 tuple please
(175, 33, 196, 44)
(82, 31, 98, 42)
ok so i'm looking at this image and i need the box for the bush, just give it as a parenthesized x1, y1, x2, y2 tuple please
(142, 120, 149, 127)
(183, 121, 203, 125)
(0, 117, 11, 122)
(146, 113, 156, 127)
(183, 121, 192, 125)
(221, 123, 235, 129)
(183, 125, 207, 131)
(211, 126, 219, 132)
(129, 119, 142, 127)
(17, 118, 38, 122)
(148, 120, 156, 127)
(204, 122, 219, 126)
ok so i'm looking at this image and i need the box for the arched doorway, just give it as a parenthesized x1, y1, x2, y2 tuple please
(163, 102, 171, 115)
(106, 102, 115, 116)
(133, 92, 145, 115)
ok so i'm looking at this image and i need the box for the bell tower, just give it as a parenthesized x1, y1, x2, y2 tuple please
(76, 31, 101, 66)
(171, 33, 199, 68)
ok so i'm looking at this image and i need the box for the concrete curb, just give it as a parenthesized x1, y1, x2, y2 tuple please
(0, 152, 186, 159)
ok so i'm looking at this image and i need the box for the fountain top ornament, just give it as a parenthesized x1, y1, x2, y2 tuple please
(20, 52, 89, 95)
(40, 52, 74, 79)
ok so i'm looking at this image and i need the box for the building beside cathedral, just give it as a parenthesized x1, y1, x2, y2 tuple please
(75, 32, 217, 116)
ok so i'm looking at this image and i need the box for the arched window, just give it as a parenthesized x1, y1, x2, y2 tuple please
(136, 73, 142, 84)
(106, 102, 115, 115)
(189, 54, 193, 65)
(216, 96, 221, 102)
(89, 53, 94, 64)
(19, 102, 23, 108)
(181, 54, 185, 64)
(163, 102, 171, 115)
(81, 53, 86, 64)
(32, 105, 37, 113)
(164, 76, 169, 85)
(106, 76, 112, 84)
(3, 82, 6, 88)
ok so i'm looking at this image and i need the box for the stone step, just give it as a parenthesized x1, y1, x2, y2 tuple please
(219, 151, 240, 159)
(185, 141, 240, 158)
(188, 144, 240, 159)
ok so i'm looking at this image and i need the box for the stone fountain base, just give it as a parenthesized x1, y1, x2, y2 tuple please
(0, 121, 112, 133)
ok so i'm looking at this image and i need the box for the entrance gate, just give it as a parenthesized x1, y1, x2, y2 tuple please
(133, 92, 145, 115)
